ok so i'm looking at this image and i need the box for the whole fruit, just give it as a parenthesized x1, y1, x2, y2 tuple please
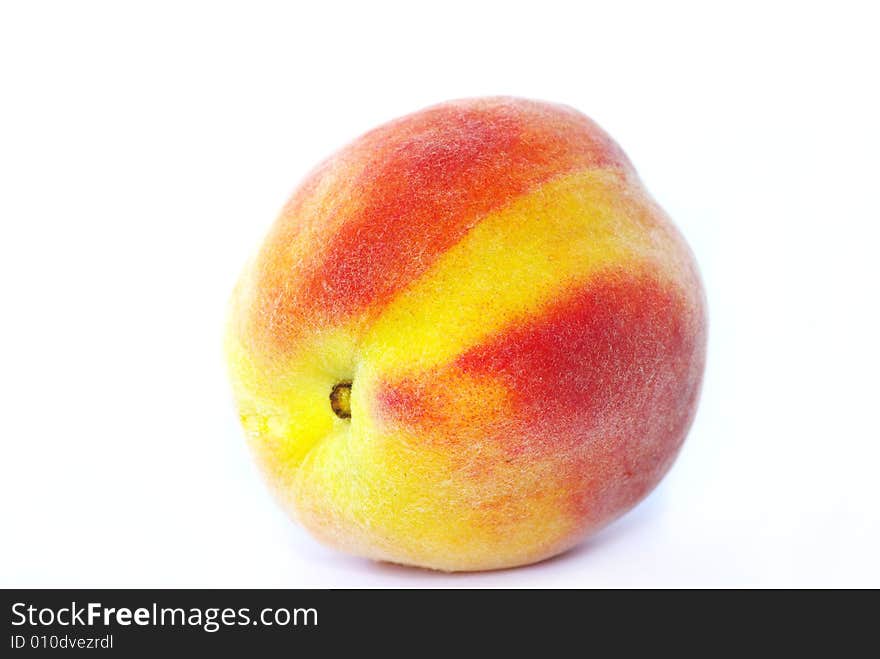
(226, 97, 706, 571)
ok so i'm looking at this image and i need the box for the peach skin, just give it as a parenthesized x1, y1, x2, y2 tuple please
(225, 97, 707, 571)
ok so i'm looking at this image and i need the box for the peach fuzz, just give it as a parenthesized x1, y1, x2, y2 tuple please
(225, 97, 706, 571)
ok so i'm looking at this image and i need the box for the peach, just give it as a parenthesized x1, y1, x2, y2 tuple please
(225, 97, 706, 571)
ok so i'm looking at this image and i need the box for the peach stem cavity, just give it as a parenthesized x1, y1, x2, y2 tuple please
(330, 381, 353, 419)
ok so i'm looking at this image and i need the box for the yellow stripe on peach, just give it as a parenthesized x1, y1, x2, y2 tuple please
(359, 168, 688, 381)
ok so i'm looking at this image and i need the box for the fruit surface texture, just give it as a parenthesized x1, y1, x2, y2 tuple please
(226, 97, 707, 571)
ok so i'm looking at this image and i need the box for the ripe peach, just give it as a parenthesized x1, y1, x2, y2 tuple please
(225, 97, 706, 571)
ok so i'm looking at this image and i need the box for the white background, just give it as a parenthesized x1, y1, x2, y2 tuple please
(2, 1, 878, 588)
